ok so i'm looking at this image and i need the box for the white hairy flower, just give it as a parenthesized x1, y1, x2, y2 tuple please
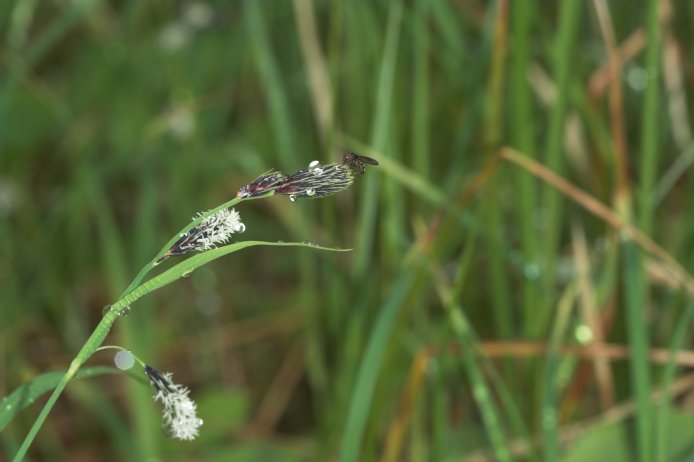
(193, 208, 245, 250)
(145, 366, 203, 441)
(159, 208, 245, 262)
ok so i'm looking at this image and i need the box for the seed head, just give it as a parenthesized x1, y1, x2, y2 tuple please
(275, 161, 355, 201)
(160, 208, 245, 261)
(237, 170, 288, 198)
(145, 366, 203, 441)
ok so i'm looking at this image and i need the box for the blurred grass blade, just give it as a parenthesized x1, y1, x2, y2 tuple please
(483, 0, 512, 340)
(0, 367, 120, 432)
(245, 0, 297, 170)
(638, 0, 663, 233)
(623, 242, 653, 461)
(340, 269, 415, 462)
(356, 0, 403, 276)
(510, 0, 540, 333)
(542, 282, 579, 461)
(538, 0, 583, 336)
(655, 297, 694, 462)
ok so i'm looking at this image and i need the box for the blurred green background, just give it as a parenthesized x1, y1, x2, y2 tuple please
(3, 0, 694, 460)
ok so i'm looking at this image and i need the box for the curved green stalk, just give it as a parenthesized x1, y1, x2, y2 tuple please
(13, 309, 119, 462)
(13, 237, 346, 461)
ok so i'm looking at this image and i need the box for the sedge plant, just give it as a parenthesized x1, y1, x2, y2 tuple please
(7, 155, 377, 461)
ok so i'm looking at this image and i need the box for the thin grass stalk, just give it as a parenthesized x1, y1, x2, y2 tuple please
(244, 1, 297, 171)
(541, 282, 579, 461)
(412, 0, 431, 189)
(429, 361, 446, 461)
(510, 0, 540, 339)
(428, 229, 512, 461)
(593, 0, 632, 212)
(623, 242, 653, 462)
(638, 0, 662, 234)
(339, 269, 416, 462)
(450, 225, 539, 461)
(431, 274, 512, 462)
(356, 0, 403, 277)
(483, 0, 512, 340)
(538, 0, 583, 337)
(292, 0, 334, 143)
(655, 297, 694, 462)
(13, 309, 119, 462)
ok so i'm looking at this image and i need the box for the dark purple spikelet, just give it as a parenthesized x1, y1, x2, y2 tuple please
(237, 170, 289, 198)
(145, 365, 176, 395)
(275, 161, 355, 201)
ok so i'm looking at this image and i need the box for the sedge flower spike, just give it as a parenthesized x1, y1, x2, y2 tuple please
(236, 153, 378, 202)
(236, 170, 288, 199)
(275, 161, 354, 201)
(159, 208, 245, 262)
(145, 366, 203, 441)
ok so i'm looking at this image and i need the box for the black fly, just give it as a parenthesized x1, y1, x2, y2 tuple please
(342, 152, 379, 175)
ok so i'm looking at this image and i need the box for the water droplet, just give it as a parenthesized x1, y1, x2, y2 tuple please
(117, 306, 132, 317)
(277, 240, 284, 244)
(102, 305, 112, 315)
(575, 325, 593, 344)
(182, 270, 193, 278)
(626, 65, 648, 91)
(289, 194, 297, 202)
(197, 418, 204, 426)
(306, 189, 315, 196)
(523, 263, 540, 280)
(309, 160, 320, 168)
(114, 351, 135, 370)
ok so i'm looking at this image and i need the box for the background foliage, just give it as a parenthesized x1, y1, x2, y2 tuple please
(3, 0, 694, 460)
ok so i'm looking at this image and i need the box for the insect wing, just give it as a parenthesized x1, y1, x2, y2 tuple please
(355, 154, 379, 166)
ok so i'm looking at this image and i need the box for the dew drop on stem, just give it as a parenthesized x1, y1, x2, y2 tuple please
(117, 306, 131, 317)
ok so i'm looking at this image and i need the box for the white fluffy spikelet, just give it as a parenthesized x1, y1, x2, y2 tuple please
(145, 366, 203, 441)
(159, 208, 245, 262)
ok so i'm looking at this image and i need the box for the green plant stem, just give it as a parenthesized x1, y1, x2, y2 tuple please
(624, 242, 652, 462)
(12, 191, 309, 461)
(95, 346, 147, 368)
(541, 282, 578, 462)
(538, 0, 582, 337)
(118, 195, 245, 298)
(14, 240, 342, 460)
(13, 309, 119, 462)
(638, 0, 662, 234)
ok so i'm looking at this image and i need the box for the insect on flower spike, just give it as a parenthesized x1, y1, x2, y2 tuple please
(342, 152, 379, 175)
(275, 162, 355, 200)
